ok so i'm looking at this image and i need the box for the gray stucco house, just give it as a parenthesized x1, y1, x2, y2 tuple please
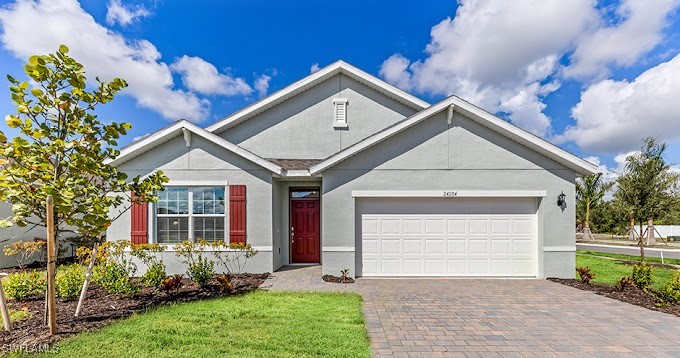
(106, 61, 597, 278)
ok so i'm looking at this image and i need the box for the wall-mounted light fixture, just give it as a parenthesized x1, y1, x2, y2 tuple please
(557, 192, 566, 207)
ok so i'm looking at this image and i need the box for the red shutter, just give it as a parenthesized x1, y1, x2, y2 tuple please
(229, 185, 246, 244)
(130, 192, 148, 244)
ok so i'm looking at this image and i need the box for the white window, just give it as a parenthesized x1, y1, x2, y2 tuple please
(155, 186, 226, 244)
(333, 98, 348, 128)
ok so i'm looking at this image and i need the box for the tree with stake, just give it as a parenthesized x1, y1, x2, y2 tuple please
(576, 173, 612, 240)
(615, 138, 679, 261)
(0, 45, 168, 320)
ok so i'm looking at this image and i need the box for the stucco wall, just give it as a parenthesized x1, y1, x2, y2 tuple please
(320, 111, 577, 278)
(108, 134, 275, 274)
(219, 74, 418, 159)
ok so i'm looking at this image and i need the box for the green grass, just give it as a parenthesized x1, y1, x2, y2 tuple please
(36, 291, 370, 358)
(578, 249, 680, 266)
(576, 254, 678, 291)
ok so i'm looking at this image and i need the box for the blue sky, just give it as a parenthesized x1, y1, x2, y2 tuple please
(0, 0, 679, 178)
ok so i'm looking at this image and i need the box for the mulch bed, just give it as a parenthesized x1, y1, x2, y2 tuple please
(0, 273, 269, 349)
(549, 278, 680, 317)
(321, 274, 354, 284)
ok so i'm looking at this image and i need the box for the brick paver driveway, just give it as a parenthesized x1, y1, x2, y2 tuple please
(360, 278, 680, 357)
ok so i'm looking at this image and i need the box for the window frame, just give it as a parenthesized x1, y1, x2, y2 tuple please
(150, 184, 229, 244)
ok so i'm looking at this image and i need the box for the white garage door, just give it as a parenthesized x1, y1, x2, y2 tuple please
(361, 213, 537, 276)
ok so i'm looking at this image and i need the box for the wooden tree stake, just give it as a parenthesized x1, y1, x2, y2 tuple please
(75, 241, 99, 317)
(0, 273, 11, 332)
(46, 195, 57, 335)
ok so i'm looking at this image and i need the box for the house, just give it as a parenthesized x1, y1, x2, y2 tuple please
(106, 60, 597, 278)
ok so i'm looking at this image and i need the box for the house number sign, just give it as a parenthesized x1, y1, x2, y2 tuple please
(442, 191, 458, 197)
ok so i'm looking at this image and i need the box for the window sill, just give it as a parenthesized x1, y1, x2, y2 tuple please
(333, 121, 348, 129)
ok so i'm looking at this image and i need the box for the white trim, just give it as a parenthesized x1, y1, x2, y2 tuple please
(322, 246, 355, 252)
(310, 96, 598, 176)
(205, 60, 429, 133)
(543, 246, 577, 252)
(106, 120, 283, 175)
(284, 170, 313, 177)
(182, 128, 191, 147)
(165, 180, 229, 186)
(135, 245, 273, 252)
(351, 190, 548, 198)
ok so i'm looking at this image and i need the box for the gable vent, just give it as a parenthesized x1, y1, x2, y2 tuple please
(333, 98, 348, 129)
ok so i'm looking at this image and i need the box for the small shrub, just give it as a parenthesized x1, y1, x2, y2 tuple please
(175, 240, 215, 287)
(142, 261, 167, 290)
(211, 241, 258, 274)
(95, 262, 139, 297)
(215, 274, 232, 292)
(187, 256, 215, 287)
(576, 267, 594, 284)
(9, 307, 33, 323)
(56, 264, 85, 300)
(161, 274, 183, 295)
(659, 272, 680, 305)
(614, 276, 635, 292)
(3, 271, 46, 300)
(3, 240, 45, 270)
(340, 268, 352, 283)
(632, 261, 653, 290)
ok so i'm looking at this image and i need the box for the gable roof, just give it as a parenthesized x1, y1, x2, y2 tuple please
(205, 60, 430, 134)
(106, 120, 283, 175)
(309, 96, 598, 176)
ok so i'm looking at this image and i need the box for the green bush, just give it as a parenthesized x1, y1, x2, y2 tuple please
(9, 307, 33, 323)
(659, 272, 680, 305)
(3, 271, 46, 300)
(175, 240, 215, 287)
(143, 261, 167, 290)
(95, 262, 139, 297)
(56, 264, 85, 300)
(187, 256, 215, 287)
(632, 261, 653, 290)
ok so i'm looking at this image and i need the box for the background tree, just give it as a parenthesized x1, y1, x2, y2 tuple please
(0, 45, 167, 315)
(615, 137, 679, 260)
(576, 173, 612, 240)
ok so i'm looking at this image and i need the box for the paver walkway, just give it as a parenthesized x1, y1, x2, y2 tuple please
(264, 266, 680, 357)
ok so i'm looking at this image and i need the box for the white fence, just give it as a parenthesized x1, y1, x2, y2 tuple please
(637, 225, 680, 238)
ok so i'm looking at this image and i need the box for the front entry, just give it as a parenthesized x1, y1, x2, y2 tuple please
(290, 195, 320, 263)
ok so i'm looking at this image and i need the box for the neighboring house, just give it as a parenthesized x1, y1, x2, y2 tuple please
(106, 61, 597, 278)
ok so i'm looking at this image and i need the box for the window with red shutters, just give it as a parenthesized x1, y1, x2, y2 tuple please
(229, 185, 246, 244)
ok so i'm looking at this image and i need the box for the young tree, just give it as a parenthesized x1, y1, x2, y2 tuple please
(615, 138, 679, 261)
(576, 173, 612, 240)
(0, 45, 167, 317)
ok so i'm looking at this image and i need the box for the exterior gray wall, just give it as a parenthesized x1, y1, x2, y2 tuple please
(219, 74, 418, 159)
(320, 111, 577, 278)
(107, 134, 275, 274)
(0, 203, 43, 268)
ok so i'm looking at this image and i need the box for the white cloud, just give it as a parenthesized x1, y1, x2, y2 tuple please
(0, 0, 209, 121)
(558, 54, 680, 153)
(379, 0, 680, 139)
(564, 0, 680, 79)
(254, 74, 271, 97)
(379, 0, 598, 137)
(170, 55, 252, 96)
(106, 0, 151, 27)
(310, 63, 320, 73)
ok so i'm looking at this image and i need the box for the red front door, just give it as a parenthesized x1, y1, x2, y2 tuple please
(291, 199, 320, 263)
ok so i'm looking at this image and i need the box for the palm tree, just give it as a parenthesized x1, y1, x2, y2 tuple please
(576, 173, 612, 240)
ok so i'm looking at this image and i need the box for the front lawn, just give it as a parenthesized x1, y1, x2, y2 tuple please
(578, 249, 680, 266)
(35, 291, 370, 358)
(576, 253, 677, 291)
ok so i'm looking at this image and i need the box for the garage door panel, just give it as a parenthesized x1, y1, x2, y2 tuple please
(491, 239, 510, 255)
(425, 239, 445, 254)
(403, 219, 423, 234)
(380, 219, 401, 235)
(447, 239, 466, 254)
(425, 219, 445, 235)
(361, 213, 537, 277)
(469, 219, 488, 234)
